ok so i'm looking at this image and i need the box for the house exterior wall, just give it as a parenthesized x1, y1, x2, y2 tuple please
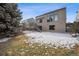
(36, 8, 66, 32)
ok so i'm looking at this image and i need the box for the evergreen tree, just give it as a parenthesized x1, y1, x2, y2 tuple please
(0, 3, 22, 37)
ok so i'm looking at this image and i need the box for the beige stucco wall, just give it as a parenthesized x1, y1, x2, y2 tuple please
(36, 8, 66, 32)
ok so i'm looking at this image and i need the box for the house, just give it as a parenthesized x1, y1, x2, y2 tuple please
(76, 10, 79, 22)
(22, 18, 36, 30)
(36, 8, 66, 32)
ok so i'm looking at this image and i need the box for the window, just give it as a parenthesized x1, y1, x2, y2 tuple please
(37, 17, 44, 23)
(51, 16, 55, 21)
(47, 17, 51, 22)
(39, 19, 42, 23)
(47, 17, 52, 22)
(49, 25, 55, 30)
(38, 26, 42, 30)
(37, 19, 42, 23)
(55, 15, 58, 21)
(47, 16, 55, 22)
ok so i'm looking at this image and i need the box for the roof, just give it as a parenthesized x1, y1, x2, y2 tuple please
(36, 7, 66, 18)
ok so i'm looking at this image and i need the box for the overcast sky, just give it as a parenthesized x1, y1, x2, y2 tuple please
(18, 3, 79, 23)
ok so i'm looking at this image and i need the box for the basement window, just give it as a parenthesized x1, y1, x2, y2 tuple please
(49, 25, 55, 30)
(38, 26, 42, 30)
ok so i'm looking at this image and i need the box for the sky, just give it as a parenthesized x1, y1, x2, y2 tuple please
(18, 3, 79, 23)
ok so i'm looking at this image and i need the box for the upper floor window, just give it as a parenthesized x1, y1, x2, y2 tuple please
(47, 16, 55, 22)
(47, 14, 58, 22)
(55, 15, 58, 21)
(37, 18, 42, 23)
(37, 17, 44, 23)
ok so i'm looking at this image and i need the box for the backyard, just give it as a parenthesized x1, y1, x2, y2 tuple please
(0, 3, 79, 56)
(0, 31, 79, 56)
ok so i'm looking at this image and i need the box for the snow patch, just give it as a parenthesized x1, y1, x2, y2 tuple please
(24, 31, 79, 48)
(0, 38, 10, 43)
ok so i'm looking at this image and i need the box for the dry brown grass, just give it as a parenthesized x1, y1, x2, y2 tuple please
(1, 34, 79, 56)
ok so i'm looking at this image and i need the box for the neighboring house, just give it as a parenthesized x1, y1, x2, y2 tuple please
(36, 8, 66, 32)
(21, 20, 28, 30)
(27, 18, 36, 30)
(76, 10, 79, 22)
(22, 18, 36, 30)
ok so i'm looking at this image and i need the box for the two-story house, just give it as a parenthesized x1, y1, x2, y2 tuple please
(36, 8, 66, 32)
